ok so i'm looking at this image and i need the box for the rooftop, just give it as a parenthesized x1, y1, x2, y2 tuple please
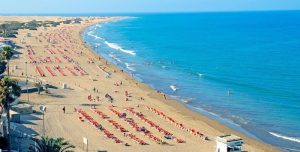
(216, 134, 243, 143)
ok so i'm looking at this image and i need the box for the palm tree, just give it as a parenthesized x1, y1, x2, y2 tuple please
(0, 46, 13, 76)
(0, 60, 7, 75)
(0, 76, 21, 149)
(0, 24, 8, 37)
(29, 136, 75, 152)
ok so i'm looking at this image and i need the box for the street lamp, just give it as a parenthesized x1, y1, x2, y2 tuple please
(34, 60, 38, 83)
(40, 106, 46, 136)
(25, 61, 29, 103)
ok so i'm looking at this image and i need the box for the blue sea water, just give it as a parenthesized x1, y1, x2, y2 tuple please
(83, 11, 300, 151)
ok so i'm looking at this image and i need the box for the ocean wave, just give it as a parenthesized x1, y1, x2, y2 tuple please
(181, 97, 194, 103)
(198, 73, 204, 77)
(87, 31, 93, 35)
(93, 43, 101, 48)
(269, 132, 300, 143)
(230, 115, 249, 125)
(109, 54, 122, 63)
(170, 85, 179, 91)
(162, 65, 167, 69)
(125, 62, 136, 71)
(95, 24, 102, 28)
(169, 95, 179, 98)
(193, 107, 220, 117)
(284, 148, 300, 152)
(104, 41, 136, 56)
(87, 31, 103, 40)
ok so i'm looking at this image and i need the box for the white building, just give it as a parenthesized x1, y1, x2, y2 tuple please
(216, 134, 244, 152)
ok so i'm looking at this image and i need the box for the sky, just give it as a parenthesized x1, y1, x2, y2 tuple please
(0, 0, 300, 14)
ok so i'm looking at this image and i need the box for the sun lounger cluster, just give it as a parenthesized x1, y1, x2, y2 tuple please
(44, 57, 52, 63)
(109, 107, 167, 144)
(26, 45, 35, 55)
(124, 107, 185, 143)
(54, 66, 67, 76)
(107, 119, 128, 133)
(39, 63, 91, 77)
(145, 106, 207, 140)
(33, 56, 53, 64)
(57, 49, 65, 54)
(47, 48, 56, 54)
(45, 66, 57, 76)
(93, 109, 147, 145)
(66, 66, 77, 76)
(36, 66, 45, 77)
(55, 57, 62, 63)
(35, 65, 87, 77)
(93, 109, 110, 119)
(127, 133, 148, 145)
(28, 56, 36, 63)
(62, 55, 74, 63)
(78, 109, 123, 144)
(74, 65, 88, 75)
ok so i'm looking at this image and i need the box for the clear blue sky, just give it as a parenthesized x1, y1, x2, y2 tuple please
(1, 0, 300, 14)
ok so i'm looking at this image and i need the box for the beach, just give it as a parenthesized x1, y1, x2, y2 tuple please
(1, 16, 280, 151)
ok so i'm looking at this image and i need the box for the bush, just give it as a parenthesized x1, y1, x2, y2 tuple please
(63, 20, 72, 24)
(0, 137, 8, 149)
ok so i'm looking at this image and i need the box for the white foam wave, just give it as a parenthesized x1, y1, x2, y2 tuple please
(95, 24, 102, 28)
(109, 54, 122, 63)
(125, 62, 136, 71)
(87, 31, 93, 35)
(193, 107, 220, 117)
(269, 132, 300, 143)
(87, 31, 102, 40)
(93, 43, 101, 47)
(170, 85, 179, 91)
(105, 41, 136, 56)
(198, 73, 204, 77)
(91, 34, 102, 40)
(284, 148, 300, 152)
(181, 97, 194, 103)
(181, 99, 188, 103)
(230, 115, 249, 125)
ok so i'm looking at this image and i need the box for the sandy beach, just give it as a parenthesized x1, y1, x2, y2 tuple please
(1, 16, 280, 151)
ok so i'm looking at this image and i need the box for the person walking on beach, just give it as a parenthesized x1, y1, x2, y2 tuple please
(62, 106, 66, 113)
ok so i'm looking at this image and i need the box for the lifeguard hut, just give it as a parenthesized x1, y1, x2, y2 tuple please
(216, 134, 244, 152)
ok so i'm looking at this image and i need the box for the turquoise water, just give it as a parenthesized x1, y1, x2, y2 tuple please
(83, 11, 300, 151)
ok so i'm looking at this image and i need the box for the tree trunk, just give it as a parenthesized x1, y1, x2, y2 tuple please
(4, 29, 6, 37)
(5, 107, 11, 150)
(7, 61, 9, 76)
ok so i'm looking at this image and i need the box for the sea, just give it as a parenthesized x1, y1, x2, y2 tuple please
(82, 11, 300, 151)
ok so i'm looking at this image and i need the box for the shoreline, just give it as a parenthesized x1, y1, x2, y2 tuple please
(80, 19, 280, 151)
(3, 16, 281, 151)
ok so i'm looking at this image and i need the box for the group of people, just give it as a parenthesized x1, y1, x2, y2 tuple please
(114, 81, 123, 86)
(105, 93, 114, 102)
